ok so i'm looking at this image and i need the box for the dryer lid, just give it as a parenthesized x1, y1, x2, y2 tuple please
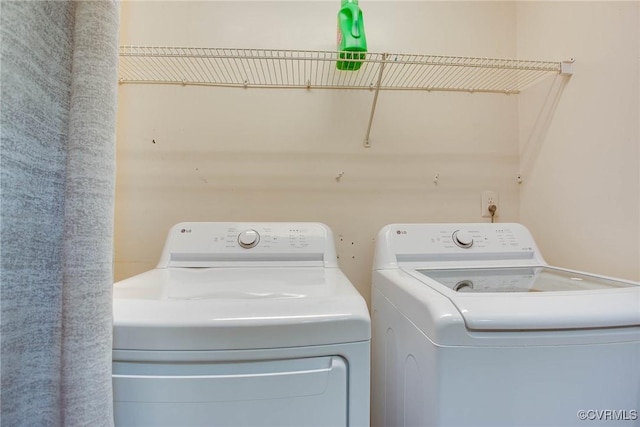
(409, 266, 640, 330)
(113, 267, 371, 351)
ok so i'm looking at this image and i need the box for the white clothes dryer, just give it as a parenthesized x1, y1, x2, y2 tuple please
(113, 222, 370, 427)
(372, 223, 640, 427)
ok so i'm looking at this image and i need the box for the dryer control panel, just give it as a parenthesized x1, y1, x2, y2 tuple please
(373, 223, 546, 269)
(157, 222, 338, 268)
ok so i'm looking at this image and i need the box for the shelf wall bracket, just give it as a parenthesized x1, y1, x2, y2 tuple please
(363, 53, 387, 148)
(560, 58, 575, 75)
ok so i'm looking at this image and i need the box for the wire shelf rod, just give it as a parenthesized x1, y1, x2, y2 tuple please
(119, 46, 567, 93)
(120, 46, 560, 69)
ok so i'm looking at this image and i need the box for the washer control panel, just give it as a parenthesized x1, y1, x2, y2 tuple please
(158, 222, 337, 267)
(374, 223, 545, 269)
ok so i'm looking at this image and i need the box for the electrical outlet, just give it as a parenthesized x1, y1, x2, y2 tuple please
(481, 191, 499, 218)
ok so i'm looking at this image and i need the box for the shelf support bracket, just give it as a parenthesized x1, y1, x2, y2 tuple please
(364, 53, 387, 148)
(560, 58, 575, 75)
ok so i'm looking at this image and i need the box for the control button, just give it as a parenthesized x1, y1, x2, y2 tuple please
(237, 229, 260, 249)
(452, 230, 474, 248)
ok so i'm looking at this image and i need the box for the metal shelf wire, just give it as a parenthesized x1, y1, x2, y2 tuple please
(119, 46, 572, 146)
(119, 46, 568, 94)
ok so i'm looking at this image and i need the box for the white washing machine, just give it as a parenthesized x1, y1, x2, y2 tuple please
(113, 222, 370, 427)
(372, 223, 640, 427)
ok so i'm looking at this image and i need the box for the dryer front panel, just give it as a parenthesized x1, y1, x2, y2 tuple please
(113, 356, 347, 427)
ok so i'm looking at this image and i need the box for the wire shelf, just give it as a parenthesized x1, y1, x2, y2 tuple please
(119, 46, 566, 94)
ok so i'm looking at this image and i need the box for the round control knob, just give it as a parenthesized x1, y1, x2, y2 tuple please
(453, 230, 474, 248)
(238, 229, 260, 248)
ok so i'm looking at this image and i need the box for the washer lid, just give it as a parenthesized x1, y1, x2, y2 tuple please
(409, 266, 640, 330)
(113, 267, 371, 351)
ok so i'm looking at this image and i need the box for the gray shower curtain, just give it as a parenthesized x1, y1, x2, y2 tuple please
(1, 1, 120, 425)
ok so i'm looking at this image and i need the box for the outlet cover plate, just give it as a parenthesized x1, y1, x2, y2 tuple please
(481, 191, 499, 218)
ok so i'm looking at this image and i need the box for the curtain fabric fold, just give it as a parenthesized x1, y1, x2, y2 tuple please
(1, 1, 120, 425)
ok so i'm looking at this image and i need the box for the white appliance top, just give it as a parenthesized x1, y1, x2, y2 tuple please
(114, 222, 370, 351)
(374, 223, 640, 331)
(417, 267, 633, 293)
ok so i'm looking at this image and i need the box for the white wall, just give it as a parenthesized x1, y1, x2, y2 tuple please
(115, 1, 640, 307)
(115, 1, 522, 305)
(517, 1, 640, 281)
